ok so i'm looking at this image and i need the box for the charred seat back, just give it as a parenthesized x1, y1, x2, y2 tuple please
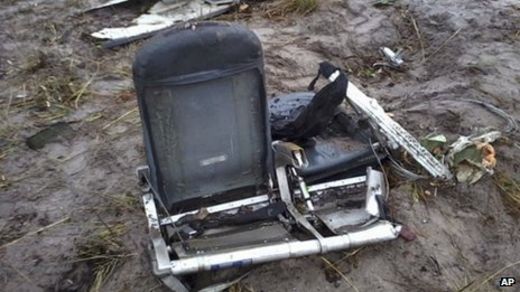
(133, 23, 271, 210)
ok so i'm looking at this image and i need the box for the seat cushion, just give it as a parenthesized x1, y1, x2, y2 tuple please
(269, 92, 384, 182)
(298, 139, 383, 182)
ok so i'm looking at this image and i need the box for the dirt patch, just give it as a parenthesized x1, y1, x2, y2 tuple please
(1, 0, 520, 291)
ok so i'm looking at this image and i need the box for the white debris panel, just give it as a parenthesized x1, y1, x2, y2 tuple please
(91, 0, 236, 41)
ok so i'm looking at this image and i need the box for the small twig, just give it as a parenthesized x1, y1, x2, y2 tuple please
(335, 247, 364, 266)
(0, 217, 70, 249)
(102, 108, 138, 130)
(85, 112, 103, 123)
(410, 15, 426, 62)
(456, 280, 476, 292)
(73, 75, 94, 109)
(4, 90, 13, 122)
(423, 27, 462, 63)
(321, 257, 360, 292)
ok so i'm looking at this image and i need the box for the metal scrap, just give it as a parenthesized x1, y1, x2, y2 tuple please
(378, 47, 404, 68)
(446, 131, 501, 184)
(83, 0, 129, 12)
(91, 0, 237, 47)
(345, 82, 453, 180)
(421, 133, 448, 156)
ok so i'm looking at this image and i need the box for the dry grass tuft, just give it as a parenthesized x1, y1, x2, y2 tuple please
(10, 51, 95, 122)
(33, 62, 91, 110)
(76, 223, 134, 292)
(264, 0, 317, 18)
(458, 260, 520, 292)
(409, 182, 429, 203)
(0, 123, 21, 160)
(228, 281, 255, 292)
(102, 192, 140, 214)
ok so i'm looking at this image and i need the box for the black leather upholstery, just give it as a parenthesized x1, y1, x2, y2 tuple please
(269, 92, 384, 182)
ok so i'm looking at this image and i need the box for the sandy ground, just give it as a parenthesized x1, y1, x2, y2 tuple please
(1, 0, 520, 291)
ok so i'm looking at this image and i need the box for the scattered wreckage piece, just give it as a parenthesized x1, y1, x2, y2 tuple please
(133, 22, 402, 291)
(420, 130, 501, 184)
(268, 65, 386, 183)
(83, 0, 129, 12)
(139, 167, 401, 275)
(446, 131, 501, 184)
(269, 62, 348, 142)
(421, 133, 448, 156)
(91, 0, 237, 48)
(345, 82, 453, 180)
(374, 47, 404, 69)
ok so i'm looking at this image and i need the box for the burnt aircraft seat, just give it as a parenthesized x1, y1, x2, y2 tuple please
(133, 22, 400, 291)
